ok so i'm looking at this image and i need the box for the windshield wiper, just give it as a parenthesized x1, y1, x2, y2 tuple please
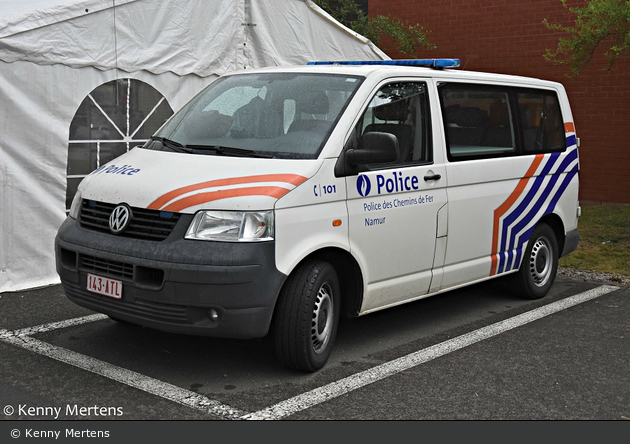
(185, 145, 274, 158)
(151, 137, 274, 158)
(151, 136, 194, 153)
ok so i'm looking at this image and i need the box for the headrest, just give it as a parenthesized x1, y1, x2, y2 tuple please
(300, 90, 329, 115)
(450, 107, 485, 128)
(373, 99, 409, 122)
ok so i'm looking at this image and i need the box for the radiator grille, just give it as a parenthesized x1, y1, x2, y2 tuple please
(79, 200, 180, 241)
(81, 254, 133, 280)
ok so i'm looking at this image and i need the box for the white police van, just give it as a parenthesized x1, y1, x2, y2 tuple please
(55, 59, 580, 372)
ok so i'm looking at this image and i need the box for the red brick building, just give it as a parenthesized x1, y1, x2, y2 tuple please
(369, 0, 629, 204)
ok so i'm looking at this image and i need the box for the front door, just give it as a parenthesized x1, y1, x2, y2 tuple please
(344, 80, 447, 313)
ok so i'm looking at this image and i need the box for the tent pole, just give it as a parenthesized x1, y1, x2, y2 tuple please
(113, 0, 120, 104)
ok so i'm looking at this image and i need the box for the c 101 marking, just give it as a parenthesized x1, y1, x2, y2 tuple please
(314, 184, 337, 197)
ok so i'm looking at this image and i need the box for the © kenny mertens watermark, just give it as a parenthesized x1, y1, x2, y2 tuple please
(4, 403, 123, 419)
(9, 428, 112, 439)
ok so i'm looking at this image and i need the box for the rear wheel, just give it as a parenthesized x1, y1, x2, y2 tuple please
(274, 260, 340, 372)
(512, 223, 558, 299)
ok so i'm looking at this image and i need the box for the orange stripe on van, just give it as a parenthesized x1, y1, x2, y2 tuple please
(160, 186, 293, 212)
(489, 154, 544, 276)
(148, 174, 308, 210)
(564, 122, 575, 133)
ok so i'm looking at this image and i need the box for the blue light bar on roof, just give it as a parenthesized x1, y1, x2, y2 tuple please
(307, 58, 461, 69)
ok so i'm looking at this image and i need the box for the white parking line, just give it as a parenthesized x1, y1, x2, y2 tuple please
(242, 284, 620, 419)
(12, 313, 109, 336)
(0, 284, 620, 420)
(0, 319, 248, 420)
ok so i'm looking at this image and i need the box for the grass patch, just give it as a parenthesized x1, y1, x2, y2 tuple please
(559, 204, 630, 277)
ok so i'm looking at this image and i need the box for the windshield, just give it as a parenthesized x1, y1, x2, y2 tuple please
(146, 73, 363, 159)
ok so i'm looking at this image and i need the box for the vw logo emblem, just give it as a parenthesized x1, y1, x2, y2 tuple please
(357, 174, 372, 197)
(109, 204, 132, 234)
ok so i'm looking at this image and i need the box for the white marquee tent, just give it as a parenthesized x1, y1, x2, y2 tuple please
(0, 0, 388, 293)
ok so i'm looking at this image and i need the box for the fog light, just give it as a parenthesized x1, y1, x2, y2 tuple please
(208, 308, 220, 322)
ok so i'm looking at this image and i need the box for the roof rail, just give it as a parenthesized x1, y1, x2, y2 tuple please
(307, 59, 461, 69)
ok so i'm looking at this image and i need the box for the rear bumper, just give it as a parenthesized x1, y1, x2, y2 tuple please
(55, 215, 286, 338)
(561, 229, 580, 258)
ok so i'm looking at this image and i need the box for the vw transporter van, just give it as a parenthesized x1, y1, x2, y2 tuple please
(55, 59, 580, 372)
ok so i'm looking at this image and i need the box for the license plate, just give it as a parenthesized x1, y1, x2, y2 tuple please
(87, 273, 122, 299)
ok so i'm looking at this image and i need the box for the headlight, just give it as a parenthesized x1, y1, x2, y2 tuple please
(68, 191, 82, 219)
(185, 210, 274, 242)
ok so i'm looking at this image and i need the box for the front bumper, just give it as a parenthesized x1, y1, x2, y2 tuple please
(55, 214, 286, 338)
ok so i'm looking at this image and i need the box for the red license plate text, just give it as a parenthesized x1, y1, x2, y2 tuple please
(87, 273, 122, 299)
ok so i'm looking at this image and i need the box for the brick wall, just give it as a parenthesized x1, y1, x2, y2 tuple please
(369, 0, 629, 203)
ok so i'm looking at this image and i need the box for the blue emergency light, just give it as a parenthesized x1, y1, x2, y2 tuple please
(307, 58, 461, 69)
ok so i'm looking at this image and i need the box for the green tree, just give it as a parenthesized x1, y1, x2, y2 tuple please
(543, 0, 630, 76)
(313, 0, 435, 56)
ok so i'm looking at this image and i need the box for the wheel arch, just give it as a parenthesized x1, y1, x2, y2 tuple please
(280, 247, 364, 320)
(537, 212, 565, 257)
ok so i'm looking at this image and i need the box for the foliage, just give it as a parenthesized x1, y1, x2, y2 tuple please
(312, 0, 435, 56)
(559, 204, 630, 276)
(543, 0, 630, 76)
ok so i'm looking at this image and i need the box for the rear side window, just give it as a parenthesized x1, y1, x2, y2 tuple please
(518, 90, 565, 153)
(439, 83, 566, 161)
(440, 85, 515, 160)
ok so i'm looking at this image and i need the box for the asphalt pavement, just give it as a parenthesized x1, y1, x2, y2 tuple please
(0, 274, 628, 432)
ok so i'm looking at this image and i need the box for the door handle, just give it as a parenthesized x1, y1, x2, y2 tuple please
(424, 173, 441, 181)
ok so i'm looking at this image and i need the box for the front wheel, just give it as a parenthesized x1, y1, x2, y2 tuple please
(273, 260, 340, 372)
(512, 223, 559, 300)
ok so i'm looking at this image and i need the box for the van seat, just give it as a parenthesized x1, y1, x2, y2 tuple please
(288, 90, 330, 134)
(446, 107, 486, 146)
(481, 102, 513, 148)
(363, 100, 413, 163)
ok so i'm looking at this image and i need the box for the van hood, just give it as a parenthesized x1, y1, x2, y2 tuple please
(78, 148, 319, 213)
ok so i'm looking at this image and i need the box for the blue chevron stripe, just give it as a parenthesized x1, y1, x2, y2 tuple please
(505, 149, 579, 271)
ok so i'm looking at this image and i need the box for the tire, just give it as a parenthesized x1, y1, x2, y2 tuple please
(273, 260, 340, 372)
(512, 223, 559, 300)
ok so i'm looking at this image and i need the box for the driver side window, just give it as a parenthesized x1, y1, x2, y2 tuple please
(355, 81, 432, 168)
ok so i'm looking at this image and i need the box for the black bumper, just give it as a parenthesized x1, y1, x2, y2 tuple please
(561, 229, 580, 258)
(55, 215, 286, 339)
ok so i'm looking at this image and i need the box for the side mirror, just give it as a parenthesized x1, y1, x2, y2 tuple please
(347, 132, 399, 166)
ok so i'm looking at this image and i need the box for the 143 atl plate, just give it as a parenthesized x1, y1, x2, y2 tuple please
(87, 273, 122, 299)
